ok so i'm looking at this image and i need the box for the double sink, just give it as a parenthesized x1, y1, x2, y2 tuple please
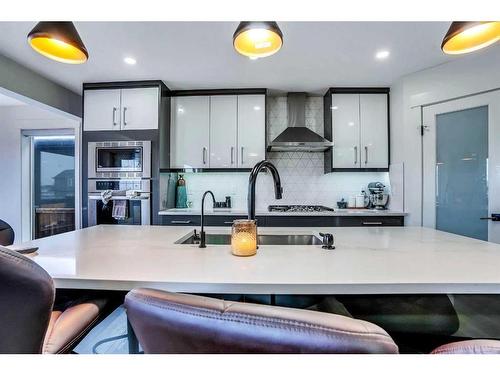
(175, 232, 323, 246)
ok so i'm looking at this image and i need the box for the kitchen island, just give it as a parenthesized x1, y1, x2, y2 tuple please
(21, 224, 500, 295)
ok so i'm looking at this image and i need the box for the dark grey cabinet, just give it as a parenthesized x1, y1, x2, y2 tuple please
(160, 215, 404, 227)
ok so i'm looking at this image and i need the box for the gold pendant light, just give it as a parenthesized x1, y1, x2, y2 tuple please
(233, 21, 283, 59)
(28, 22, 88, 64)
(441, 21, 500, 54)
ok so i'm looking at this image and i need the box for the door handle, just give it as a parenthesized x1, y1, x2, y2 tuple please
(365, 146, 368, 165)
(241, 146, 244, 165)
(171, 220, 192, 224)
(230, 146, 234, 164)
(202, 147, 207, 165)
(354, 146, 358, 164)
(123, 107, 127, 126)
(112, 107, 118, 126)
(480, 214, 500, 221)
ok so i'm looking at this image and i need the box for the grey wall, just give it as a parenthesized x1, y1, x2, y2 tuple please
(0, 53, 82, 118)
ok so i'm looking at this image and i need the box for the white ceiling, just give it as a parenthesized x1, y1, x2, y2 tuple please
(0, 91, 26, 106)
(0, 22, 462, 95)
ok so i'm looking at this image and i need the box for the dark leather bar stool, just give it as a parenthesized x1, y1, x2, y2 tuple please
(0, 245, 107, 354)
(431, 340, 500, 354)
(125, 288, 399, 354)
(0, 219, 15, 246)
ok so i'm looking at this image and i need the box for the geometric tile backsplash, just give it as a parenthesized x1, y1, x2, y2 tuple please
(160, 96, 389, 211)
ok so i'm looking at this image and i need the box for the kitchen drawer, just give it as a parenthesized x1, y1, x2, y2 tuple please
(160, 215, 266, 226)
(160, 215, 201, 226)
(338, 216, 404, 227)
(265, 216, 404, 227)
(265, 216, 335, 227)
(206, 216, 247, 226)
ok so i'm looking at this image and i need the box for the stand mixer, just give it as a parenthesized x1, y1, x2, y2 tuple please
(367, 182, 389, 210)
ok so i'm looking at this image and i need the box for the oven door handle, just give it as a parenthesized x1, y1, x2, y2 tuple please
(88, 195, 150, 201)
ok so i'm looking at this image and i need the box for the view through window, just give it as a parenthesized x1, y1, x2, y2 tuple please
(32, 135, 75, 239)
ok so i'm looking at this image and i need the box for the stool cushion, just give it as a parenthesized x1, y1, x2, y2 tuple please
(43, 299, 107, 354)
(125, 288, 399, 354)
(431, 340, 500, 354)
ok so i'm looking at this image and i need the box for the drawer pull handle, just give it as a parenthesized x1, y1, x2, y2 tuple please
(362, 221, 383, 225)
(224, 221, 234, 224)
(171, 220, 191, 224)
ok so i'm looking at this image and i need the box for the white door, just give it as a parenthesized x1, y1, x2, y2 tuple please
(171, 96, 210, 168)
(120, 87, 159, 130)
(209, 96, 237, 168)
(423, 90, 500, 243)
(238, 95, 266, 168)
(360, 94, 388, 169)
(331, 94, 360, 169)
(83, 89, 121, 131)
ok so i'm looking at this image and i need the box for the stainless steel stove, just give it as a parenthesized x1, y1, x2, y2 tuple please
(268, 205, 335, 213)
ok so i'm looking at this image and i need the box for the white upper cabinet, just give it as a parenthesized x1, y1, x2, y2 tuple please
(237, 95, 266, 168)
(210, 96, 238, 168)
(83, 89, 122, 131)
(359, 94, 389, 169)
(331, 94, 361, 168)
(170, 96, 210, 168)
(120, 87, 159, 130)
(170, 93, 266, 170)
(330, 91, 389, 170)
(84, 87, 159, 131)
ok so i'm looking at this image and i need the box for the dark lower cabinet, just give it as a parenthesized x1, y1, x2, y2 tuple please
(160, 215, 404, 227)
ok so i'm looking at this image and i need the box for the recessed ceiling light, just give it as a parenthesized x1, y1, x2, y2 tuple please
(124, 57, 137, 65)
(375, 50, 390, 60)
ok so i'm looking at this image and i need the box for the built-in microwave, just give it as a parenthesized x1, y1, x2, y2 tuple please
(88, 141, 151, 179)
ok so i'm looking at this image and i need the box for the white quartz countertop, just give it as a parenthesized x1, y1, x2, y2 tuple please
(20, 225, 500, 295)
(158, 208, 407, 216)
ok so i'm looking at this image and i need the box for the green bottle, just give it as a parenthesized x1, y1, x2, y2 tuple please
(176, 175, 188, 208)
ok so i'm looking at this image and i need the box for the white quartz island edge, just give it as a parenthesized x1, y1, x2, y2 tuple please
(23, 225, 500, 295)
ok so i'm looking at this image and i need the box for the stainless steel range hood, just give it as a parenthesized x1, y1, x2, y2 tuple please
(267, 92, 333, 152)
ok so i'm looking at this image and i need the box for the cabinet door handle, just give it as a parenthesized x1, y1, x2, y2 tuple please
(123, 107, 127, 126)
(354, 146, 358, 165)
(230, 146, 234, 164)
(365, 146, 368, 165)
(112, 107, 118, 126)
(224, 221, 234, 224)
(241, 146, 244, 165)
(171, 220, 192, 224)
(362, 221, 383, 225)
(202, 147, 207, 165)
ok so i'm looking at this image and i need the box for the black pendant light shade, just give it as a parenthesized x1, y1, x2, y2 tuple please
(441, 21, 500, 54)
(233, 21, 283, 58)
(28, 21, 88, 64)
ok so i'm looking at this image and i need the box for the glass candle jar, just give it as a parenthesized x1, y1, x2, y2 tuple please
(231, 219, 257, 257)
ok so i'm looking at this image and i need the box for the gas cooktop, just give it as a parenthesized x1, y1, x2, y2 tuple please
(268, 205, 335, 213)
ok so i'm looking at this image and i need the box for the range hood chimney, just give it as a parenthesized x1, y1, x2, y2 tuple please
(267, 92, 333, 152)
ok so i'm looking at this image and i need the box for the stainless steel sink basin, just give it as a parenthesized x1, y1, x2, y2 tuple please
(175, 232, 322, 246)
